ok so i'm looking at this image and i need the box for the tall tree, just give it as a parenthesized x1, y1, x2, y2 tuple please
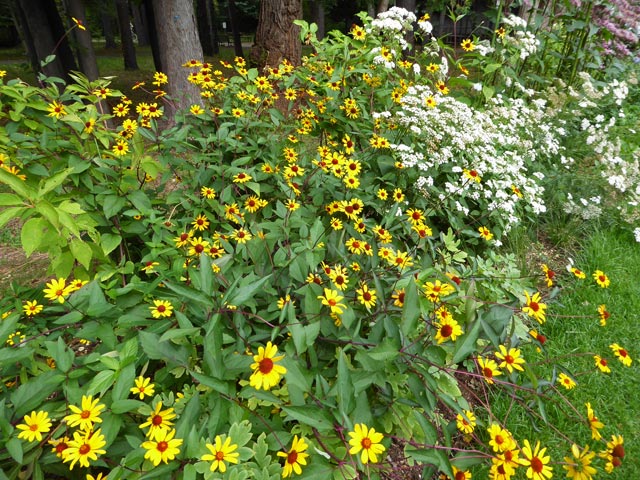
(153, 0, 203, 117)
(227, 0, 244, 58)
(115, 0, 138, 70)
(309, 0, 325, 40)
(251, 0, 302, 69)
(10, 0, 78, 82)
(131, 2, 150, 46)
(196, 0, 217, 56)
(66, 0, 100, 80)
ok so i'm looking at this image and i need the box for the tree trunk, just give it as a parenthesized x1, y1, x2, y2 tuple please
(66, 0, 100, 80)
(143, 0, 162, 71)
(227, 0, 244, 58)
(153, 0, 204, 117)
(251, 0, 302, 69)
(196, 0, 215, 56)
(131, 2, 150, 47)
(377, 0, 389, 14)
(10, 0, 78, 83)
(309, 0, 325, 40)
(115, 0, 138, 70)
(100, 11, 117, 49)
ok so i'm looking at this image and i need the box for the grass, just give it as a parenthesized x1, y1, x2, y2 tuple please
(490, 225, 640, 478)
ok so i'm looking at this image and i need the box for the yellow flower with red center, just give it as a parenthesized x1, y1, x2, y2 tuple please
(495, 345, 526, 373)
(592, 269, 610, 288)
(188, 236, 210, 256)
(585, 403, 603, 440)
(348, 423, 385, 464)
(47, 100, 66, 119)
(600, 434, 624, 472)
(522, 291, 547, 324)
(609, 343, 632, 366)
(356, 283, 377, 309)
(392, 289, 405, 307)
(328, 265, 349, 291)
(570, 267, 586, 279)
(487, 423, 515, 452)
(64, 395, 105, 431)
(23, 300, 43, 316)
(541, 264, 555, 287)
(594, 355, 611, 373)
(141, 428, 182, 466)
(455, 410, 476, 434)
(16, 410, 51, 442)
(130, 376, 155, 400)
(140, 402, 176, 439)
(478, 357, 502, 385)
(43, 277, 73, 303)
(318, 288, 346, 315)
(232, 227, 252, 244)
(249, 341, 287, 390)
(463, 168, 481, 183)
(597, 304, 610, 326)
(192, 214, 209, 231)
(277, 435, 309, 477)
(478, 226, 493, 241)
(461, 38, 475, 51)
(434, 316, 463, 344)
(149, 299, 173, 318)
(62, 428, 107, 470)
(563, 444, 597, 480)
(557, 372, 576, 390)
(520, 439, 552, 480)
(201, 435, 240, 472)
(423, 280, 455, 302)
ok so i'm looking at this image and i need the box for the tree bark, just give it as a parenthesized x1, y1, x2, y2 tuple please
(10, 0, 78, 83)
(309, 0, 325, 40)
(153, 0, 204, 117)
(377, 0, 389, 14)
(66, 0, 100, 80)
(227, 0, 244, 58)
(115, 0, 138, 70)
(196, 0, 215, 56)
(100, 11, 117, 49)
(131, 2, 150, 46)
(251, 0, 302, 69)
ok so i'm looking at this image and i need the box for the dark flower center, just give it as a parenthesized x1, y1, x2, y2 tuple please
(259, 358, 274, 374)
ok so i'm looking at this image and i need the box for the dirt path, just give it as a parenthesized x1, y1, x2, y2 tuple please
(0, 246, 49, 298)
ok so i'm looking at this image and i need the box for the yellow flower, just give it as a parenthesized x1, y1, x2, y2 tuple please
(356, 284, 377, 309)
(494, 345, 525, 373)
(47, 100, 66, 119)
(43, 277, 73, 303)
(455, 410, 476, 434)
(23, 300, 43, 316)
(522, 291, 547, 324)
(64, 395, 105, 431)
(71, 17, 86, 30)
(520, 439, 553, 480)
(202, 435, 240, 472)
(231, 227, 252, 244)
(141, 428, 182, 466)
(592, 269, 610, 288)
(201, 186, 216, 199)
(49, 436, 70, 458)
(557, 372, 576, 390)
(464, 168, 481, 183)
(461, 38, 475, 51)
(140, 402, 177, 440)
(609, 343, 632, 366)
(153, 71, 168, 86)
(392, 289, 405, 307)
(597, 304, 610, 326)
(112, 140, 129, 156)
(434, 316, 463, 344)
(478, 226, 493, 240)
(249, 341, 287, 391)
(192, 213, 210, 231)
(585, 403, 603, 440)
(570, 267, 586, 278)
(16, 410, 51, 442)
(594, 355, 611, 373)
(130, 376, 155, 400)
(62, 428, 106, 470)
(318, 288, 346, 315)
(563, 444, 597, 480)
(277, 435, 309, 477)
(348, 423, 385, 464)
(423, 280, 455, 302)
(149, 299, 173, 318)
(233, 172, 252, 183)
(487, 423, 515, 452)
(478, 357, 502, 385)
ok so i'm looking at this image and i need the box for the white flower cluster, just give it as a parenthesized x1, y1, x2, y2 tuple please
(385, 85, 563, 232)
(564, 193, 603, 220)
(370, 7, 417, 50)
(500, 15, 540, 60)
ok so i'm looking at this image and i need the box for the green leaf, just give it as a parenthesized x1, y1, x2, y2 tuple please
(401, 279, 421, 336)
(38, 167, 73, 196)
(159, 327, 201, 343)
(127, 190, 152, 215)
(404, 445, 453, 478)
(139, 331, 189, 367)
(281, 405, 333, 432)
(337, 350, 355, 415)
(0, 206, 28, 228)
(0, 193, 24, 206)
(111, 399, 147, 414)
(0, 166, 33, 199)
(100, 233, 122, 255)
(86, 369, 116, 397)
(451, 318, 482, 364)
(20, 217, 44, 257)
(12, 371, 65, 417)
(44, 337, 75, 373)
(225, 274, 273, 306)
(69, 239, 92, 269)
(190, 371, 231, 396)
(103, 195, 126, 218)
(5, 437, 23, 464)
(35, 200, 60, 230)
